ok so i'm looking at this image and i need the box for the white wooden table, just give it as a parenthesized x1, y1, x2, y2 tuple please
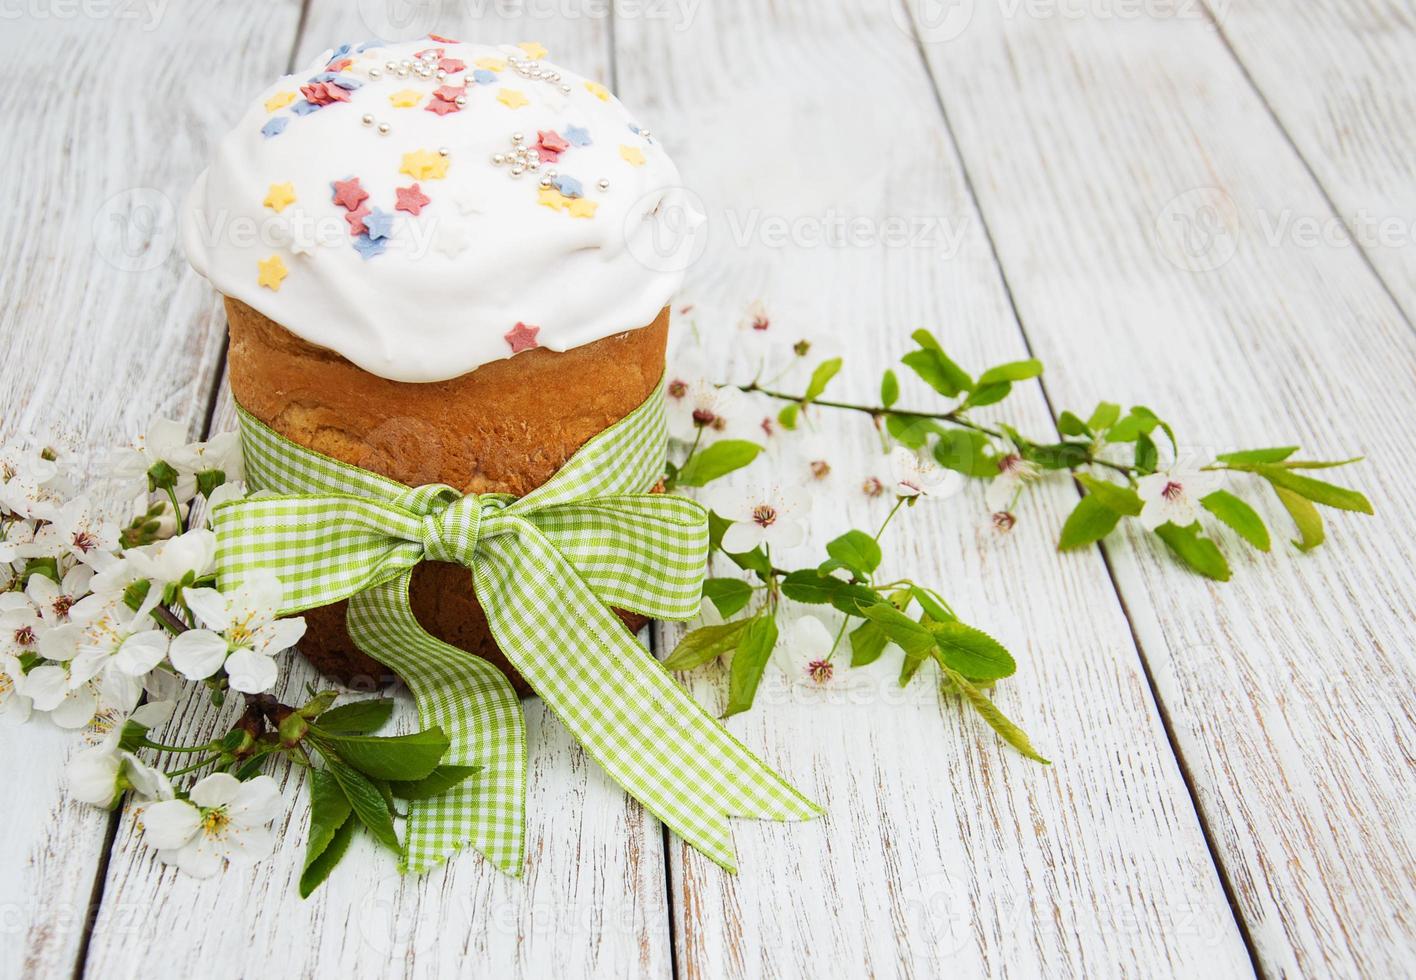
(4, 1, 1415, 977)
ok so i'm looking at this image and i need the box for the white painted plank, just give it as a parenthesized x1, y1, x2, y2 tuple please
(1206, 0, 1416, 321)
(82, 6, 673, 978)
(616, 1, 1254, 975)
(0, 4, 300, 978)
(910, 4, 1416, 975)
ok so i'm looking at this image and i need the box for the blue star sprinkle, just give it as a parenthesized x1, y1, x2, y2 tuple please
(290, 99, 321, 116)
(553, 175, 584, 198)
(472, 69, 496, 85)
(363, 207, 395, 241)
(627, 122, 654, 143)
(352, 233, 387, 259)
(564, 124, 592, 146)
(260, 116, 289, 139)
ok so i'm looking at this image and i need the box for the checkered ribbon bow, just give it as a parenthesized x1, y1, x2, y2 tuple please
(211, 379, 818, 875)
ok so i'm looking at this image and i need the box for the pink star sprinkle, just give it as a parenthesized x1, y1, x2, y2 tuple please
(504, 321, 540, 354)
(345, 205, 370, 236)
(300, 81, 349, 105)
(538, 129, 569, 154)
(434, 84, 467, 102)
(426, 98, 460, 116)
(428, 33, 459, 43)
(395, 183, 431, 215)
(331, 177, 368, 210)
(439, 57, 466, 73)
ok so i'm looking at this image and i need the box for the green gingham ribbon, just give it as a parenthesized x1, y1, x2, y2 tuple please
(211, 379, 818, 875)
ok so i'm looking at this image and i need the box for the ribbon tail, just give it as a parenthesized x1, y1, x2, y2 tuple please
(346, 571, 526, 876)
(476, 532, 820, 873)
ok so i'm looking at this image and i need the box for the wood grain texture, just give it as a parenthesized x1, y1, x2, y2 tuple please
(80, 5, 674, 978)
(908, 1, 1416, 974)
(1204, 0, 1416, 322)
(0, 4, 300, 977)
(617, 0, 1253, 975)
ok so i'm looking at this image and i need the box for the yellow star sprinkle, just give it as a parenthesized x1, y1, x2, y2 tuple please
(389, 88, 422, 108)
(517, 41, 548, 59)
(400, 149, 450, 181)
(584, 81, 610, 101)
(257, 255, 288, 291)
(619, 145, 646, 167)
(262, 182, 297, 213)
(474, 56, 505, 72)
(538, 187, 570, 212)
(264, 91, 296, 112)
(567, 197, 599, 219)
(497, 88, 529, 109)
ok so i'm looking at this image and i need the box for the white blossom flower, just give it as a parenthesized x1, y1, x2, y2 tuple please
(781, 432, 838, 498)
(204, 480, 247, 511)
(664, 349, 743, 443)
(706, 482, 811, 554)
(183, 431, 245, 487)
(26, 564, 93, 627)
(141, 773, 282, 877)
(68, 701, 175, 807)
(0, 441, 63, 520)
(28, 496, 119, 568)
(1137, 466, 1223, 531)
(124, 528, 217, 594)
(67, 595, 169, 696)
(20, 665, 98, 728)
(0, 519, 38, 567)
(110, 418, 198, 500)
(889, 447, 963, 499)
(170, 572, 305, 693)
(984, 453, 1040, 513)
(0, 591, 44, 659)
(0, 653, 32, 722)
(775, 614, 837, 685)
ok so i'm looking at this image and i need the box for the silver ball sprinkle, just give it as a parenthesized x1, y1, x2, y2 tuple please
(385, 60, 397, 70)
(492, 153, 506, 165)
(368, 68, 382, 79)
(546, 168, 558, 179)
(437, 146, 450, 157)
(597, 178, 610, 191)
(640, 129, 651, 139)
(559, 83, 571, 93)
(435, 70, 447, 80)
(377, 122, 391, 135)
(539, 176, 553, 188)
(454, 95, 467, 107)
(510, 165, 525, 177)
(526, 160, 540, 171)
(361, 113, 375, 126)
(511, 132, 524, 143)
(396, 67, 409, 78)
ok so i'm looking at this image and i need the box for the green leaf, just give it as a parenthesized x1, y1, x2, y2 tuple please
(777, 403, 800, 430)
(848, 621, 889, 667)
(825, 530, 882, 577)
(388, 764, 482, 800)
(1154, 522, 1232, 581)
(1200, 490, 1270, 551)
(304, 768, 353, 869)
(323, 758, 400, 853)
(662, 620, 749, 671)
(901, 347, 972, 398)
(194, 468, 227, 499)
(779, 570, 879, 613)
(314, 698, 395, 735)
(1215, 446, 1298, 465)
(1134, 432, 1159, 473)
(880, 370, 900, 408)
(1023, 441, 1090, 470)
(963, 381, 1012, 408)
(1271, 484, 1325, 552)
(1255, 466, 1373, 515)
(299, 808, 355, 898)
(1105, 410, 1159, 444)
(724, 614, 779, 718)
(802, 358, 843, 403)
(884, 413, 939, 449)
(1086, 401, 1121, 431)
(930, 621, 1016, 680)
(976, 359, 1042, 386)
(676, 440, 763, 487)
(855, 602, 935, 655)
(909, 585, 954, 624)
(940, 666, 1050, 763)
(1056, 495, 1123, 550)
(934, 429, 997, 477)
(1075, 474, 1143, 516)
(317, 728, 450, 781)
(1057, 411, 1089, 437)
(702, 578, 753, 618)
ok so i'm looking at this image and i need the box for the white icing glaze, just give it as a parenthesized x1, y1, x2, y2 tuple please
(183, 38, 691, 382)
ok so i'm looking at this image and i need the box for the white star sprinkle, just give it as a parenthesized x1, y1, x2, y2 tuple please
(432, 221, 471, 258)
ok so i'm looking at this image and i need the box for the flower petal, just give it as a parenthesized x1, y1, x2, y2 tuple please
(228, 774, 283, 826)
(113, 630, 169, 676)
(181, 588, 232, 632)
(190, 772, 242, 809)
(168, 629, 229, 681)
(225, 648, 278, 694)
(142, 798, 202, 849)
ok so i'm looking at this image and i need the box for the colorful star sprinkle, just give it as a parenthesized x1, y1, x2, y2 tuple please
(475, 56, 506, 72)
(426, 97, 460, 117)
(472, 69, 496, 85)
(516, 41, 548, 60)
(257, 255, 287, 290)
(538, 187, 599, 219)
(585, 81, 610, 101)
(264, 91, 296, 112)
(290, 100, 321, 117)
(567, 197, 599, 219)
(345, 206, 370, 236)
(619, 145, 646, 167)
(394, 183, 431, 215)
(504, 321, 540, 353)
(563, 124, 592, 146)
(389, 89, 422, 108)
(537, 129, 569, 162)
(439, 57, 466, 73)
(260, 117, 289, 139)
(263, 182, 297, 212)
(352, 234, 387, 260)
(301, 81, 351, 105)
(428, 33, 460, 43)
(553, 175, 583, 198)
(331, 176, 369, 210)
(497, 88, 529, 109)
(400, 149, 450, 181)
(433, 221, 470, 258)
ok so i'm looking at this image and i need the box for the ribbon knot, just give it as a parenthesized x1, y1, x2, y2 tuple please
(212, 378, 818, 878)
